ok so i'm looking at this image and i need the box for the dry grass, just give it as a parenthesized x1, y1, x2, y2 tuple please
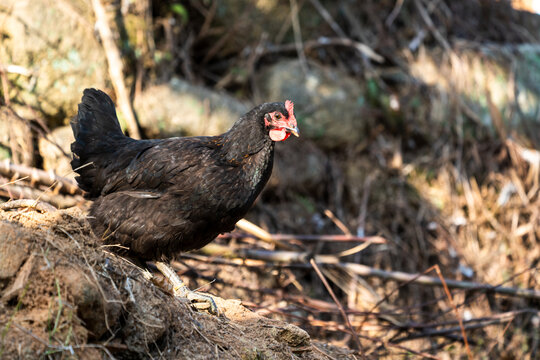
(171, 44, 540, 357)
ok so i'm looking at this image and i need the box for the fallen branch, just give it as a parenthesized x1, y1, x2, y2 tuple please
(0, 182, 83, 209)
(264, 36, 384, 63)
(289, 0, 308, 74)
(0, 199, 57, 213)
(253, 301, 526, 345)
(0, 64, 33, 77)
(235, 219, 295, 250)
(197, 244, 540, 300)
(414, 0, 451, 52)
(434, 265, 473, 360)
(392, 309, 532, 344)
(0, 159, 82, 195)
(310, 258, 363, 353)
(309, 0, 346, 38)
(175, 254, 534, 350)
(385, 0, 405, 27)
(220, 231, 386, 243)
(91, 0, 141, 139)
(342, 263, 540, 300)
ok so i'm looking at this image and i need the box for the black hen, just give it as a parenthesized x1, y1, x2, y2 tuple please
(71, 89, 298, 263)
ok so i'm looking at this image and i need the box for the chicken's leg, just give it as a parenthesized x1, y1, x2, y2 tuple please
(154, 261, 218, 314)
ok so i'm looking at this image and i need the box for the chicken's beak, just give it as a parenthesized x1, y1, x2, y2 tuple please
(285, 126, 300, 137)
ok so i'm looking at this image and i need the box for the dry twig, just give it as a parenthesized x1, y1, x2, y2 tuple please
(289, 0, 308, 73)
(0, 159, 82, 195)
(393, 309, 530, 344)
(220, 232, 386, 244)
(0, 199, 57, 213)
(414, 0, 451, 52)
(433, 265, 473, 360)
(308, 0, 346, 38)
(264, 36, 384, 63)
(91, 0, 141, 139)
(196, 244, 540, 300)
(235, 219, 295, 250)
(386, 0, 405, 27)
(0, 182, 83, 209)
(310, 258, 364, 353)
(0, 62, 11, 106)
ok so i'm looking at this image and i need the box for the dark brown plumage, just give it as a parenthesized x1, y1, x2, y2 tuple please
(71, 89, 298, 263)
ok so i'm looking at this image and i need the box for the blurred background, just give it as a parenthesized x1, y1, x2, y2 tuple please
(1, 0, 539, 358)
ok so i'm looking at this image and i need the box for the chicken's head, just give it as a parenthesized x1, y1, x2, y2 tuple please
(264, 100, 299, 141)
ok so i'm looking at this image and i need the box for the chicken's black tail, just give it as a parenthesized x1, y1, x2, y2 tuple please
(70, 88, 133, 198)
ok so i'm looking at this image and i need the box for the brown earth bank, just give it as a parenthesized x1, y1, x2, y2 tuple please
(0, 207, 356, 359)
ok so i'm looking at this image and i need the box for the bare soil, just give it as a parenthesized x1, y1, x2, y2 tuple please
(0, 207, 355, 359)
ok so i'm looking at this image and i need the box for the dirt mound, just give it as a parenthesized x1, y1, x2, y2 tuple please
(0, 207, 354, 359)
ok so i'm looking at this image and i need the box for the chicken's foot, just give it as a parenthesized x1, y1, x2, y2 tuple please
(154, 261, 218, 315)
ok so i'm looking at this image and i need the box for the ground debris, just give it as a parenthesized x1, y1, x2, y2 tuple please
(0, 207, 354, 359)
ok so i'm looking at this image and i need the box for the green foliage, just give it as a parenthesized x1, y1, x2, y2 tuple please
(171, 3, 188, 23)
(0, 145, 11, 161)
(366, 78, 380, 104)
(154, 50, 173, 63)
(47, 278, 64, 342)
(295, 194, 316, 214)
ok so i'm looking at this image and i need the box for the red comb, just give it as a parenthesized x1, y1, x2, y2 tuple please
(285, 100, 294, 116)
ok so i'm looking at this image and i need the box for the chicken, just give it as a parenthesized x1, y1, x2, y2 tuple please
(71, 88, 298, 312)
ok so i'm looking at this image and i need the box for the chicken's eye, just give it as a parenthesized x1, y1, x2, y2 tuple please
(275, 113, 282, 119)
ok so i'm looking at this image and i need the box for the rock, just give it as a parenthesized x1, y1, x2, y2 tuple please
(60, 266, 122, 339)
(0, 108, 34, 165)
(134, 78, 248, 137)
(0, 222, 30, 280)
(120, 278, 170, 351)
(0, 0, 107, 122)
(257, 60, 368, 149)
(1, 254, 36, 302)
(38, 126, 75, 180)
(273, 323, 310, 347)
(201, 2, 322, 62)
(409, 46, 540, 139)
(269, 140, 328, 193)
